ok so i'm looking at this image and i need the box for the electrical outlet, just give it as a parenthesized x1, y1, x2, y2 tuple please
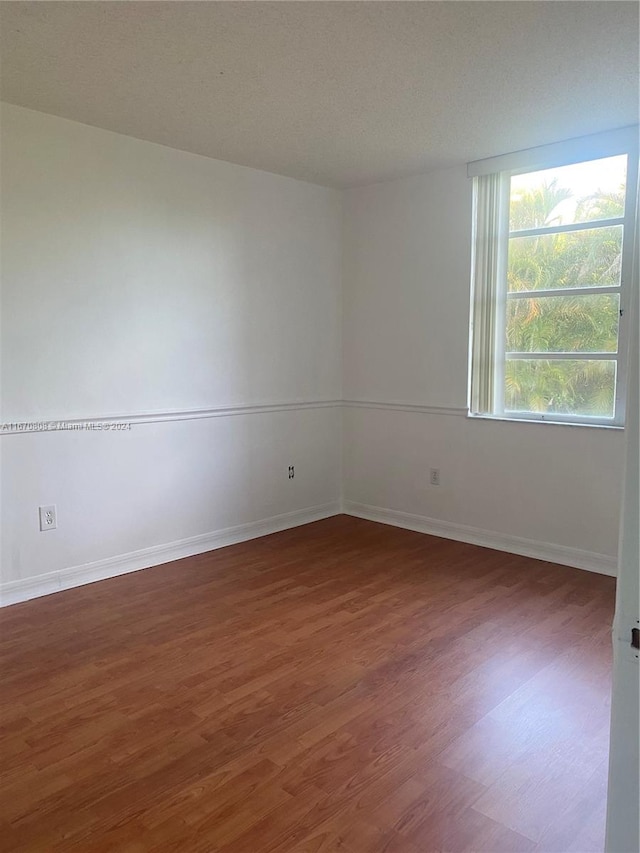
(429, 468, 440, 486)
(288, 465, 295, 480)
(39, 505, 57, 531)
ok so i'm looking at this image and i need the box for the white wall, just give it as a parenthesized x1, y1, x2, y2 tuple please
(0, 104, 342, 602)
(0, 104, 627, 605)
(605, 205, 639, 853)
(342, 167, 625, 572)
(2, 105, 342, 418)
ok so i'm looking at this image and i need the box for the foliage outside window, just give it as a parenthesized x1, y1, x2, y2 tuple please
(469, 132, 637, 426)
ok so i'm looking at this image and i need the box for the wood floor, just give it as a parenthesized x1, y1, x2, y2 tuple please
(0, 516, 615, 853)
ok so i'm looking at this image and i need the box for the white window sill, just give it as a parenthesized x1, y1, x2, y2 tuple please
(467, 412, 624, 430)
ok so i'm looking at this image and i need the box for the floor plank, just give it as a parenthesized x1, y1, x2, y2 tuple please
(0, 516, 615, 852)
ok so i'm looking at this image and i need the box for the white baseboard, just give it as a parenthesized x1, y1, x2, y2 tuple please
(343, 501, 617, 577)
(2, 499, 615, 607)
(0, 502, 341, 607)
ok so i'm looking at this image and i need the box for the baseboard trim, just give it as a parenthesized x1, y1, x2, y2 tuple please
(343, 501, 617, 577)
(2, 499, 616, 606)
(0, 502, 341, 607)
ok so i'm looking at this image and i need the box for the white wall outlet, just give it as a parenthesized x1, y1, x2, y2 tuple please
(429, 468, 440, 486)
(39, 505, 57, 531)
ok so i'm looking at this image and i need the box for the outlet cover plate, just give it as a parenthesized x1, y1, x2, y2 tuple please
(39, 505, 57, 531)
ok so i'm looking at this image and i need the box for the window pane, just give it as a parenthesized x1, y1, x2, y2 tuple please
(508, 225, 622, 291)
(505, 359, 616, 417)
(509, 155, 627, 231)
(506, 293, 620, 353)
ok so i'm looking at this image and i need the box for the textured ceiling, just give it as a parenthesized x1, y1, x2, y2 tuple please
(0, 1, 638, 187)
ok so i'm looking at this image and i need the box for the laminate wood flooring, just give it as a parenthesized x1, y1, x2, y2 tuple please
(0, 516, 615, 852)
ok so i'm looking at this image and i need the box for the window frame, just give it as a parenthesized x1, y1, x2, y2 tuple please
(468, 128, 638, 428)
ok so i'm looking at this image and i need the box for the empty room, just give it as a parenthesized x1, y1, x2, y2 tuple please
(0, 2, 638, 851)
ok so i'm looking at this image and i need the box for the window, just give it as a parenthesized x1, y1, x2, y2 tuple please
(468, 129, 638, 426)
